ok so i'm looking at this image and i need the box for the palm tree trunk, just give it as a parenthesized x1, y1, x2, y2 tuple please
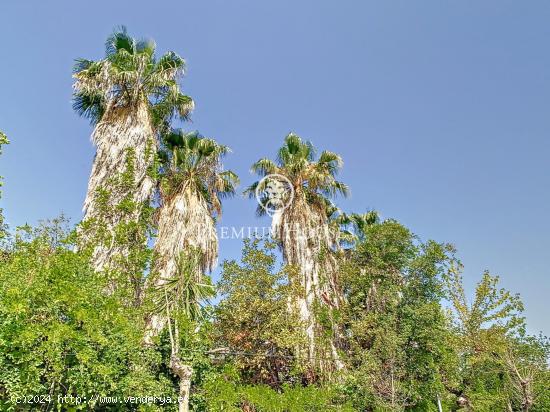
(273, 205, 344, 376)
(81, 102, 156, 272)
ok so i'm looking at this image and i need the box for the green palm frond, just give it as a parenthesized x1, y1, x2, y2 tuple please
(105, 26, 135, 56)
(336, 210, 380, 245)
(72, 91, 106, 124)
(217, 170, 240, 198)
(153, 250, 216, 321)
(162, 128, 186, 150)
(159, 129, 238, 218)
(250, 158, 278, 177)
(73, 27, 194, 128)
(174, 93, 194, 119)
(243, 181, 259, 199)
(321, 180, 350, 198)
(156, 51, 185, 78)
(249, 132, 348, 217)
(136, 38, 156, 56)
(317, 150, 344, 176)
(72, 58, 94, 74)
(151, 91, 194, 130)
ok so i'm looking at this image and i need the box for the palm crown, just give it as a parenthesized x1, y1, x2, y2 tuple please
(335, 210, 380, 247)
(246, 133, 349, 216)
(73, 26, 193, 132)
(159, 130, 239, 218)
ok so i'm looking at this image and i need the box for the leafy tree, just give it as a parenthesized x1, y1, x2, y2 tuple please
(214, 239, 302, 387)
(502, 335, 550, 412)
(443, 264, 538, 411)
(204, 239, 352, 411)
(0, 220, 174, 411)
(342, 218, 455, 411)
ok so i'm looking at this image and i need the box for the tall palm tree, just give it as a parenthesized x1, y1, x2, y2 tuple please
(148, 130, 238, 336)
(246, 133, 349, 375)
(73, 26, 193, 270)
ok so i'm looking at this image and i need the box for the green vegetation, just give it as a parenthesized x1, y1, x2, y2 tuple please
(0, 28, 548, 411)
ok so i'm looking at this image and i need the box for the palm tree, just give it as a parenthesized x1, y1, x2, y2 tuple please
(73, 26, 193, 270)
(148, 130, 238, 336)
(246, 133, 349, 375)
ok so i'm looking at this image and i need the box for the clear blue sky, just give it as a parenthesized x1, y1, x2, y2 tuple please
(1, 1, 548, 335)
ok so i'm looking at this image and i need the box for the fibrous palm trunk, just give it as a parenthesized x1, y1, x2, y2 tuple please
(146, 188, 217, 339)
(82, 101, 156, 271)
(272, 198, 344, 377)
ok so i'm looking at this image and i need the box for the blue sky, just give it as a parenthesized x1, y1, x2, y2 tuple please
(1, 1, 549, 334)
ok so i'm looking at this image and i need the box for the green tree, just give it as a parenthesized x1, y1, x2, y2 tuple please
(215, 239, 302, 387)
(444, 264, 532, 411)
(0, 220, 174, 410)
(502, 335, 550, 412)
(342, 218, 455, 411)
(203, 239, 352, 411)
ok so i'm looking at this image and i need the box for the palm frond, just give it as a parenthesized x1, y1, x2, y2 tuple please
(156, 51, 185, 78)
(218, 170, 240, 196)
(136, 38, 156, 56)
(250, 158, 278, 176)
(153, 250, 216, 321)
(73, 58, 94, 74)
(317, 150, 343, 176)
(105, 26, 135, 56)
(277, 133, 315, 166)
(321, 180, 350, 198)
(72, 91, 105, 125)
(243, 181, 259, 199)
(174, 93, 194, 120)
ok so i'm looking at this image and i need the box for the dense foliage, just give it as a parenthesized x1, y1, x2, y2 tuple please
(1, 217, 547, 411)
